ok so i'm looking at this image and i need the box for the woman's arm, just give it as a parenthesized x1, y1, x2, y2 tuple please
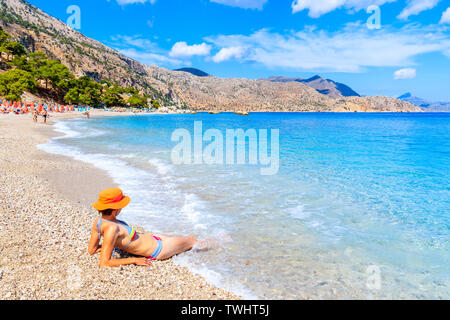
(88, 220, 101, 255)
(99, 224, 151, 268)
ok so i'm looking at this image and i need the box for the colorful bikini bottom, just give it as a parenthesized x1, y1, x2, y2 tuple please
(147, 236, 163, 260)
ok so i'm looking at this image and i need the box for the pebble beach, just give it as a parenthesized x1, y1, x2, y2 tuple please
(0, 110, 240, 300)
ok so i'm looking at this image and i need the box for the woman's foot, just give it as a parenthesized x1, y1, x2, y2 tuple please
(193, 233, 233, 252)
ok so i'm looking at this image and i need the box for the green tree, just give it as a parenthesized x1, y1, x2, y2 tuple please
(99, 80, 112, 87)
(27, 52, 48, 70)
(151, 100, 161, 109)
(102, 85, 125, 107)
(0, 28, 8, 67)
(123, 87, 139, 95)
(0, 27, 10, 46)
(9, 54, 29, 70)
(79, 86, 102, 106)
(0, 41, 26, 61)
(0, 69, 37, 101)
(10, 52, 53, 83)
(15, 52, 48, 85)
(64, 87, 81, 104)
(128, 93, 148, 108)
(39, 59, 74, 90)
(64, 76, 102, 106)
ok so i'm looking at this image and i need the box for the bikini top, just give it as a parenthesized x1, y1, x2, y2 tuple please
(96, 217, 137, 250)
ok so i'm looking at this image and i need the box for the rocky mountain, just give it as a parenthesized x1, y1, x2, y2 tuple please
(0, 0, 149, 88)
(268, 75, 360, 98)
(174, 68, 210, 77)
(397, 92, 430, 107)
(397, 93, 450, 112)
(0, 0, 422, 112)
(144, 65, 421, 112)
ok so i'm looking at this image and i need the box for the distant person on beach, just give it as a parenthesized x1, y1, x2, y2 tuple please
(42, 109, 48, 124)
(88, 188, 199, 267)
(32, 109, 38, 123)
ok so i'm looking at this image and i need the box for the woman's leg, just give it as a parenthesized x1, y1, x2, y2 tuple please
(155, 234, 197, 260)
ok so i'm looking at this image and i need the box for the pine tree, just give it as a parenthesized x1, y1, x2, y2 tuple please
(0, 69, 37, 101)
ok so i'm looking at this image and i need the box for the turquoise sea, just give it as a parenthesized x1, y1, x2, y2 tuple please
(39, 113, 450, 299)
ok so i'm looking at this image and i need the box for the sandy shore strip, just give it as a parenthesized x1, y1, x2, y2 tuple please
(0, 110, 240, 300)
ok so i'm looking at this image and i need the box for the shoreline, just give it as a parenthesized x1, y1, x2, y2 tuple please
(0, 110, 241, 300)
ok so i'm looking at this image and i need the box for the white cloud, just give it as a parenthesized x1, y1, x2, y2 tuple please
(210, 0, 268, 10)
(291, 0, 441, 19)
(169, 42, 212, 58)
(118, 48, 182, 65)
(440, 7, 450, 24)
(292, 0, 344, 17)
(397, 0, 441, 20)
(442, 48, 450, 58)
(212, 46, 247, 62)
(109, 34, 181, 66)
(205, 24, 450, 72)
(291, 0, 396, 18)
(110, 35, 158, 50)
(394, 68, 417, 79)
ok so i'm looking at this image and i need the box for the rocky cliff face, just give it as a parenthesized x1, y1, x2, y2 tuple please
(0, 0, 422, 112)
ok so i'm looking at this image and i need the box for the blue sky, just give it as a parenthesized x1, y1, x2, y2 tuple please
(27, 0, 450, 101)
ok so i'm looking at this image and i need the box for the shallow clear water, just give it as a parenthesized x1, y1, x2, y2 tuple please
(40, 113, 450, 299)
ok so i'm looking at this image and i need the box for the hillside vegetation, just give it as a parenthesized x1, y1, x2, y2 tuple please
(0, 26, 164, 108)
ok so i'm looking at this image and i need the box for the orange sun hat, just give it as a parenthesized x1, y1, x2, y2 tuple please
(91, 188, 131, 211)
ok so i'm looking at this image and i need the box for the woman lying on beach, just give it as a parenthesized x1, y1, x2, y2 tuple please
(88, 188, 198, 267)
